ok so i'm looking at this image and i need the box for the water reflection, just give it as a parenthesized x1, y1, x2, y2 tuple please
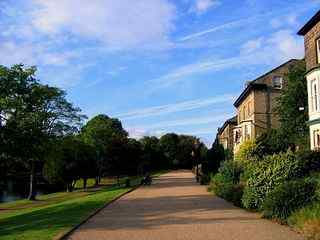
(0, 180, 28, 202)
(0, 180, 53, 203)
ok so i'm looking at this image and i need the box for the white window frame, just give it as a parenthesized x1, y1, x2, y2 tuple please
(311, 79, 319, 113)
(313, 129, 320, 150)
(272, 76, 283, 89)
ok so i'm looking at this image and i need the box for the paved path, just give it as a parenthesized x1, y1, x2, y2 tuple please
(68, 170, 302, 240)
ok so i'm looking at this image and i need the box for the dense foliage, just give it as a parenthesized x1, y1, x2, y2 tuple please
(276, 60, 309, 149)
(202, 139, 225, 175)
(262, 178, 316, 221)
(210, 160, 244, 206)
(242, 151, 302, 209)
(0, 65, 84, 199)
(234, 139, 257, 163)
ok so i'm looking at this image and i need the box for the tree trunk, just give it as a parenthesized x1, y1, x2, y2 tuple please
(67, 183, 72, 192)
(117, 175, 120, 186)
(83, 178, 87, 190)
(95, 177, 99, 186)
(28, 162, 36, 200)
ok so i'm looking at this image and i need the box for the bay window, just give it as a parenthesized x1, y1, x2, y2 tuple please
(311, 79, 319, 112)
(313, 129, 320, 150)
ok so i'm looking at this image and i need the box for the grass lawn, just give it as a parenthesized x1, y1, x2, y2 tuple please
(288, 202, 320, 239)
(0, 185, 133, 240)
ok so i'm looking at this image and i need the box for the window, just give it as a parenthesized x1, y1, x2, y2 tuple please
(243, 106, 246, 120)
(313, 130, 320, 150)
(311, 79, 319, 112)
(272, 76, 283, 89)
(234, 129, 241, 144)
(244, 124, 251, 140)
(244, 125, 248, 139)
(317, 38, 320, 64)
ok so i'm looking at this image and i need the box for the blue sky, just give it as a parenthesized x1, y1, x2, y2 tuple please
(0, 0, 319, 146)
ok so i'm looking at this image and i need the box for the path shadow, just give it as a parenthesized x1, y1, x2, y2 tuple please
(77, 173, 260, 231)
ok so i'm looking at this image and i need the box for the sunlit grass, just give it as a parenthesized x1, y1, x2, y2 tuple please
(0, 186, 131, 240)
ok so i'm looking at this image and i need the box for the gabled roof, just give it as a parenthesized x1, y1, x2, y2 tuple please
(233, 83, 267, 107)
(233, 59, 301, 107)
(298, 10, 320, 36)
(217, 116, 237, 135)
(251, 59, 300, 84)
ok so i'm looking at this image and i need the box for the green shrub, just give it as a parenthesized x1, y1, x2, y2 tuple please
(234, 139, 258, 164)
(262, 178, 316, 221)
(242, 151, 303, 209)
(125, 178, 131, 187)
(210, 161, 244, 206)
(296, 151, 320, 175)
(254, 129, 291, 157)
(200, 174, 210, 185)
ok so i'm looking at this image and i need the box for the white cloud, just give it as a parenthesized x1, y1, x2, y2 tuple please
(240, 29, 304, 64)
(240, 38, 263, 55)
(30, 0, 176, 50)
(190, 0, 220, 14)
(149, 29, 303, 90)
(178, 10, 279, 42)
(179, 17, 251, 41)
(115, 94, 236, 120)
(148, 56, 248, 89)
(270, 14, 298, 29)
(129, 113, 232, 130)
(0, 41, 77, 67)
(126, 127, 166, 139)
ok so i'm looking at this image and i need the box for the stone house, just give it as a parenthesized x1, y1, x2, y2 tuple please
(298, 10, 320, 150)
(217, 116, 237, 152)
(233, 59, 302, 152)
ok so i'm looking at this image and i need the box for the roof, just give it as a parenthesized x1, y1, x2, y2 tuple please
(217, 116, 237, 135)
(298, 10, 320, 36)
(251, 59, 301, 84)
(233, 83, 267, 107)
(233, 59, 301, 107)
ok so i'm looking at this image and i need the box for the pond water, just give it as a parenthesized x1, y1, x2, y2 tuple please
(0, 180, 54, 203)
(0, 180, 29, 203)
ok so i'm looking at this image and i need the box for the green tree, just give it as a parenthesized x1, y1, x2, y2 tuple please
(276, 60, 308, 149)
(159, 133, 179, 168)
(176, 135, 198, 169)
(202, 138, 225, 175)
(44, 136, 95, 192)
(0, 65, 84, 200)
(81, 114, 128, 184)
(122, 138, 143, 175)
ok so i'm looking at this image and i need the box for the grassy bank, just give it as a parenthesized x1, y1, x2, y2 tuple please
(288, 202, 320, 239)
(0, 174, 147, 240)
(0, 186, 130, 240)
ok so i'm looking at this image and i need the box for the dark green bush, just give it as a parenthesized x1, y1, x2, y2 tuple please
(296, 150, 320, 175)
(254, 129, 291, 157)
(262, 178, 316, 221)
(125, 178, 131, 187)
(200, 174, 210, 185)
(242, 151, 302, 209)
(210, 161, 244, 206)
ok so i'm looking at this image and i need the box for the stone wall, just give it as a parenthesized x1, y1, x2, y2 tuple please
(304, 20, 320, 71)
(218, 123, 236, 151)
